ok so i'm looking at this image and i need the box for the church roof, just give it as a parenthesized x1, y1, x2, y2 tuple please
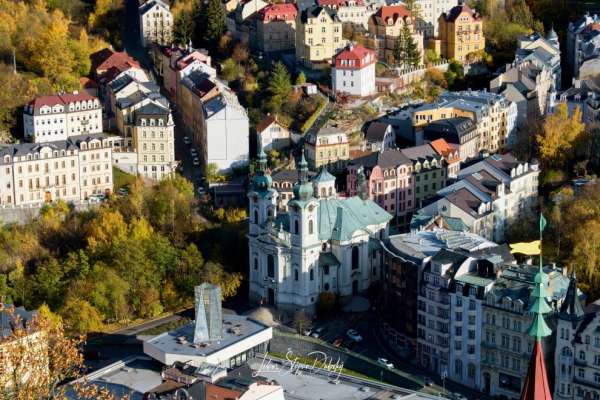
(520, 341, 552, 400)
(559, 274, 585, 325)
(313, 167, 336, 183)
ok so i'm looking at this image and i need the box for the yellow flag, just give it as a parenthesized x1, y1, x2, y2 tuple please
(509, 240, 541, 255)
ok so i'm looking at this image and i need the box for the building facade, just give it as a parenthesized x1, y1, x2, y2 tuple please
(401, 144, 447, 209)
(248, 153, 391, 314)
(0, 134, 113, 206)
(412, 0, 459, 38)
(254, 3, 298, 53)
(423, 117, 479, 162)
(255, 114, 290, 152)
(567, 13, 600, 79)
(295, 6, 345, 68)
(23, 92, 102, 143)
(438, 4, 485, 63)
(332, 44, 376, 97)
(139, 0, 173, 47)
(304, 125, 349, 170)
(317, 0, 373, 29)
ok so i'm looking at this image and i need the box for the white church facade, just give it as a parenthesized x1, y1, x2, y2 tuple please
(247, 151, 392, 314)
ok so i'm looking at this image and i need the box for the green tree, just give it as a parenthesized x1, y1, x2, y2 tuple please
(61, 298, 103, 333)
(402, 22, 421, 68)
(174, 8, 195, 45)
(295, 71, 306, 85)
(293, 310, 311, 334)
(204, 0, 225, 49)
(268, 61, 292, 99)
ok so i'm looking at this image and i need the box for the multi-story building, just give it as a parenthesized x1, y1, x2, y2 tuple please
(412, 0, 459, 38)
(0, 134, 113, 206)
(332, 43, 377, 97)
(418, 153, 539, 242)
(490, 59, 557, 128)
(516, 30, 561, 90)
(481, 264, 572, 398)
(438, 4, 485, 63)
(317, 0, 373, 29)
(23, 92, 102, 143)
(347, 149, 414, 225)
(131, 103, 176, 180)
(139, 0, 173, 47)
(413, 91, 517, 152)
(423, 117, 479, 162)
(428, 138, 461, 178)
(255, 114, 290, 152)
(295, 6, 345, 69)
(248, 152, 392, 314)
(271, 169, 316, 212)
(364, 121, 396, 152)
(254, 3, 298, 53)
(367, 5, 423, 65)
(400, 144, 447, 208)
(304, 125, 349, 171)
(567, 13, 600, 79)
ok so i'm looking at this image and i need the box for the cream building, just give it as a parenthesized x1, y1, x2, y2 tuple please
(438, 4, 485, 63)
(317, 0, 373, 29)
(23, 92, 102, 143)
(367, 5, 423, 65)
(304, 125, 349, 170)
(139, 0, 173, 47)
(254, 3, 298, 53)
(413, 0, 459, 38)
(295, 6, 345, 69)
(0, 134, 113, 206)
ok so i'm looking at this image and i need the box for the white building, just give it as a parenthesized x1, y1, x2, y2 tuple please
(202, 84, 249, 172)
(255, 114, 290, 152)
(248, 153, 392, 314)
(139, 0, 173, 47)
(413, 0, 459, 38)
(516, 30, 561, 90)
(0, 134, 113, 206)
(332, 43, 377, 98)
(317, 0, 374, 29)
(23, 92, 102, 143)
(567, 13, 600, 79)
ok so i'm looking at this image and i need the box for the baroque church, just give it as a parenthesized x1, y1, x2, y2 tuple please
(248, 151, 392, 314)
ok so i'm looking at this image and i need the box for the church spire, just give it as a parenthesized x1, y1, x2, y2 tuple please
(520, 214, 552, 400)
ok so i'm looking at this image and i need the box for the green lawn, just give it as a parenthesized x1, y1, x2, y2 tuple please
(112, 167, 136, 190)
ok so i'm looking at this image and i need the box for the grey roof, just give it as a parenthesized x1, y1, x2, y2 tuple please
(134, 102, 170, 125)
(313, 167, 336, 183)
(365, 122, 392, 143)
(400, 144, 441, 163)
(431, 248, 467, 268)
(423, 117, 476, 139)
(350, 149, 411, 170)
(559, 275, 585, 325)
(0, 305, 37, 339)
(0, 134, 108, 164)
(271, 169, 315, 184)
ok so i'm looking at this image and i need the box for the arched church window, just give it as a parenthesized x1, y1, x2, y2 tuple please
(294, 269, 299, 281)
(294, 219, 299, 234)
(321, 188, 326, 197)
(254, 258, 258, 270)
(310, 269, 314, 281)
(352, 246, 359, 270)
(267, 255, 275, 278)
(254, 210, 259, 223)
(328, 187, 333, 196)
(309, 220, 314, 235)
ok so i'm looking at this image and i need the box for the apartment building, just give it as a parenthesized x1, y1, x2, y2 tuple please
(139, 0, 173, 47)
(516, 30, 561, 90)
(438, 3, 485, 63)
(347, 149, 414, 225)
(367, 5, 423, 65)
(255, 114, 290, 152)
(413, 91, 517, 153)
(424, 117, 479, 162)
(428, 138, 461, 178)
(296, 6, 345, 68)
(0, 134, 113, 206)
(254, 3, 298, 53)
(332, 43, 377, 97)
(567, 13, 600, 79)
(23, 92, 102, 143)
(401, 144, 447, 208)
(304, 125, 349, 170)
(412, 0, 459, 38)
(317, 0, 373, 29)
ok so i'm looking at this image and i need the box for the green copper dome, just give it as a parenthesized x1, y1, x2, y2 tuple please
(252, 150, 273, 192)
(292, 151, 314, 201)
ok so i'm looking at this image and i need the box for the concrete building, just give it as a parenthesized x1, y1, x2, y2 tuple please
(438, 3, 484, 63)
(332, 43, 377, 97)
(428, 138, 461, 179)
(347, 149, 414, 225)
(413, 91, 517, 152)
(364, 121, 396, 152)
(304, 125, 349, 171)
(567, 13, 600, 79)
(367, 5, 423, 65)
(423, 117, 479, 162)
(23, 92, 102, 143)
(254, 3, 298, 53)
(412, 0, 459, 38)
(490, 59, 557, 127)
(139, 0, 173, 47)
(255, 114, 290, 152)
(515, 30, 561, 90)
(0, 134, 113, 206)
(317, 0, 373, 29)
(248, 153, 391, 314)
(296, 6, 345, 69)
(400, 144, 447, 208)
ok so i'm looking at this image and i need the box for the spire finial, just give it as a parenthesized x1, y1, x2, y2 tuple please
(527, 213, 552, 340)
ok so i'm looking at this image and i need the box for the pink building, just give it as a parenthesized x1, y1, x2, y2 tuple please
(347, 149, 414, 225)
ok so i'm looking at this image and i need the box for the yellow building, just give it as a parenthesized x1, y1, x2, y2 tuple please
(295, 6, 345, 69)
(438, 4, 484, 63)
(367, 5, 423, 65)
(305, 125, 349, 170)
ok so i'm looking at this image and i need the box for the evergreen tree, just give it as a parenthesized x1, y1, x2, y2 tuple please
(174, 8, 195, 46)
(204, 0, 226, 49)
(268, 62, 292, 99)
(402, 22, 421, 68)
(192, 0, 207, 47)
(393, 29, 405, 67)
(295, 71, 306, 85)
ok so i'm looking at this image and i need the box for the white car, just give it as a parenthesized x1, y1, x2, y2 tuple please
(346, 329, 363, 342)
(197, 187, 206, 196)
(193, 157, 200, 166)
(377, 358, 394, 369)
(183, 136, 190, 144)
(303, 329, 312, 336)
(190, 148, 198, 156)
(311, 327, 325, 338)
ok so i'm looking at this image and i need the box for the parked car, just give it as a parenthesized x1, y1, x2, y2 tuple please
(377, 358, 394, 369)
(303, 329, 312, 336)
(193, 157, 200, 166)
(332, 338, 344, 348)
(197, 187, 206, 196)
(449, 393, 467, 400)
(346, 329, 363, 342)
(423, 377, 434, 387)
(183, 136, 190, 144)
(117, 187, 129, 196)
(190, 148, 198, 156)
(311, 327, 326, 338)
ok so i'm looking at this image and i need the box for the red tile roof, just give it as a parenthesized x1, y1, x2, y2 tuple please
(205, 383, 242, 400)
(444, 4, 481, 22)
(429, 138, 459, 162)
(333, 44, 376, 69)
(257, 3, 298, 22)
(317, 0, 365, 8)
(371, 5, 411, 26)
(520, 341, 552, 400)
(28, 92, 98, 110)
(79, 77, 98, 89)
(91, 48, 140, 76)
(255, 114, 280, 133)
